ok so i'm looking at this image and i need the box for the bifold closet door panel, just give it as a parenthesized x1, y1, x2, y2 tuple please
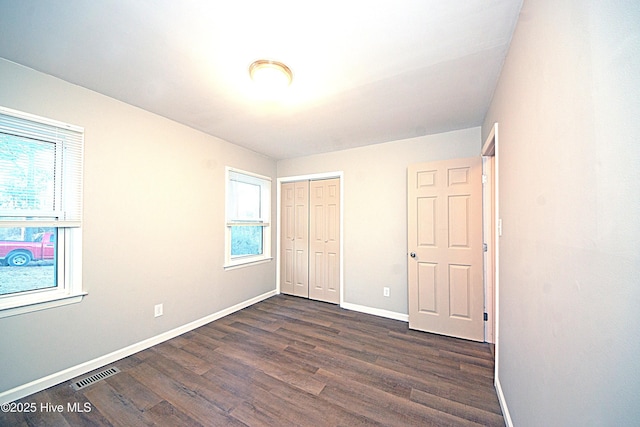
(309, 178, 340, 304)
(280, 180, 309, 297)
(281, 182, 295, 295)
(292, 180, 309, 297)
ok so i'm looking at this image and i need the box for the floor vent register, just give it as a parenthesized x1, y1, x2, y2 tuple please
(70, 367, 121, 391)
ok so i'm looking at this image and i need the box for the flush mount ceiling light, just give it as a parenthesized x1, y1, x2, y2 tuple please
(249, 59, 293, 90)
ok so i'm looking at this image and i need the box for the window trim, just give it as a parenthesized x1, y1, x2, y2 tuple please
(224, 167, 272, 269)
(0, 106, 85, 317)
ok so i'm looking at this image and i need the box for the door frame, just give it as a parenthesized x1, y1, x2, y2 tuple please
(276, 171, 344, 304)
(482, 123, 499, 357)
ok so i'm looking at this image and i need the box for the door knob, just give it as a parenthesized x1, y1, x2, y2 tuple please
(410, 252, 416, 258)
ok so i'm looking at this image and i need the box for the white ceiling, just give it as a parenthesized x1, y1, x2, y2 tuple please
(0, 0, 522, 160)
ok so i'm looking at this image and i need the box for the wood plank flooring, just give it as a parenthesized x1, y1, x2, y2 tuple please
(1, 295, 504, 426)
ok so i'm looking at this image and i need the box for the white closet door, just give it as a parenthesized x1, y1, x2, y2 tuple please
(281, 181, 309, 297)
(309, 178, 340, 304)
(280, 182, 295, 295)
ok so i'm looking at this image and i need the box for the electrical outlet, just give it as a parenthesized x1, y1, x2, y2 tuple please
(154, 303, 163, 317)
(383, 287, 390, 297)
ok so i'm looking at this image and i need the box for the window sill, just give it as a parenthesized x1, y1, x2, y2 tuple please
(224, 257, 273, 271)
(0, 291, 88, 319)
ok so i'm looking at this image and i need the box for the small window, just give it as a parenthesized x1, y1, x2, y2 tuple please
(224, 167, 271, 268)
(0, 106, 84, 317)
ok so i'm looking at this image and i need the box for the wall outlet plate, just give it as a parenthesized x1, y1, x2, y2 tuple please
(154, 303, 163, 317)
(383, 287, 390, 297)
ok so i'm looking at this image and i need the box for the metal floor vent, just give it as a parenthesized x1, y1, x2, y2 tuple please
(71, 367, 120, 391)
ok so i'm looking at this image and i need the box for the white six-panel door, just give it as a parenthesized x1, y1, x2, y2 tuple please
(408, 157, 484, 341)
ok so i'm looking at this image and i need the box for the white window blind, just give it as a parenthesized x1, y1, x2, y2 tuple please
(224, 167, 271, 268)
(0, 106, 83, 227)
(227, 170, 270, 224)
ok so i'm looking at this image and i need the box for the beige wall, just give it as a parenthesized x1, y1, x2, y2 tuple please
(0, 59, 277, 393)
(483, 1, 640, 425)
(278, 127, 480, 314)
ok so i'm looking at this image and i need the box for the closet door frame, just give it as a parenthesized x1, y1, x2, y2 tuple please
(276, 171, 344, 305)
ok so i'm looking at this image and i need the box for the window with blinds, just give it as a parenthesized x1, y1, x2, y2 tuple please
(0, 106, 85, 316)
(0, 107, 83, 227)
(224, 167, 271, 268)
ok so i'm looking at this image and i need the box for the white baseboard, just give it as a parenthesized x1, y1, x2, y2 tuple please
(341, 302, 409, 322)
(0, 289, 277, 405)
(495, 375, 513, 427)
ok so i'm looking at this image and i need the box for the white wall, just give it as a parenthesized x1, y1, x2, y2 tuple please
(278, 127, 480, 315)
(483, 1, 640, 425)
(0, 59, 277, 395)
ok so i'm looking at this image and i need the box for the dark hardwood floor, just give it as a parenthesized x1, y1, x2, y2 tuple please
(1, 295, 504, 426)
